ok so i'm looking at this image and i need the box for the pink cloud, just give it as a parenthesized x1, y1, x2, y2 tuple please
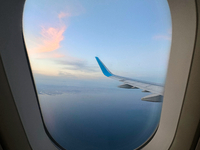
(28, 5, 85, 59)
(34, 25, 66, 53)
(58, 12, 71, 19)
(58, 3, 85, 19)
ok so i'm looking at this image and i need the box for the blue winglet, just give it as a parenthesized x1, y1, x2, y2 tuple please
(95, 57, 113, 77)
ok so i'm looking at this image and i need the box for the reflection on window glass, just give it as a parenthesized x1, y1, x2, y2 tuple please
(23, 0, 171, 149)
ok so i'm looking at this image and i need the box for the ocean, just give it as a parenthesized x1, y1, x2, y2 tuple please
(38, 84, 162, 150)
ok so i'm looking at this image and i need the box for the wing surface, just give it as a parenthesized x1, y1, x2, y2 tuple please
(95, 57, 164, 102)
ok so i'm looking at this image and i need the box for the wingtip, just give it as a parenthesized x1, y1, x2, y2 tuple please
(95, 56, 100, 61)
(95, 57, 113, 77)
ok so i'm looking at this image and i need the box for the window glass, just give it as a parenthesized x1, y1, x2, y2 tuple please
(23, 0, 171, 149)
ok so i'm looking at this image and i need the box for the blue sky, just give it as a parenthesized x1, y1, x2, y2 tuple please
(23, 0, 171, 85)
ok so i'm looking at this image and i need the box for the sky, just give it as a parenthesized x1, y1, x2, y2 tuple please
(22, 1, 171, 149)
(23, 0, 172, 86)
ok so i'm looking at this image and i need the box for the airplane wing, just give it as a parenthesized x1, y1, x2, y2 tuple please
(95, 57, 164, 102)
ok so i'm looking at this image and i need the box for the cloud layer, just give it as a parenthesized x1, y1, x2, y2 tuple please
(56, 59, 98, 73)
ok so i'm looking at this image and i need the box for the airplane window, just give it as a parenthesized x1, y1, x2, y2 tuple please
(23, 0, 171, 149)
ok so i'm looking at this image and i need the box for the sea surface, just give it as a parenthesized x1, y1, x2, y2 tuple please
(38, 84, 162, 150)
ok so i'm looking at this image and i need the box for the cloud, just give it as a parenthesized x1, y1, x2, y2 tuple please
(29, 11, 72, 57)
(27, 4, 86, 60)
(28, 24, 67, 59)
(35, 52, 65, 59)
(63, 3, 85, 17)
(58, 71, 74, 77)
(153, 35, 171, 41)
(153, 28, 172, 41)
(58, 12, 71, 19)
(58, 2, 85, 19)
(26, 3, 89, 78)
(35, 25, 66, 53)
(56, 59, 98, 73)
